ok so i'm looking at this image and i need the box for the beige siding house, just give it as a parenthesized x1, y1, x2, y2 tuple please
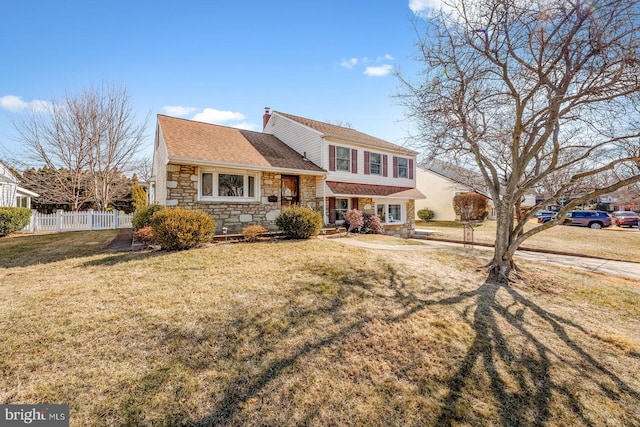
(151, 109, 424, 237)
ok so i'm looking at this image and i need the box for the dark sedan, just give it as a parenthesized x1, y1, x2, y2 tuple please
(611, 211, 639, 227)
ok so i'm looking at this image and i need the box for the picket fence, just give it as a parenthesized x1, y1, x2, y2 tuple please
(21, 210, 133, 233)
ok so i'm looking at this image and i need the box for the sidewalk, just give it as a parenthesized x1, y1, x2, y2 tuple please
(331, 237, 640, 280)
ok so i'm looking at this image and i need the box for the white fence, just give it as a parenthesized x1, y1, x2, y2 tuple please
(21, 210, 133, 233)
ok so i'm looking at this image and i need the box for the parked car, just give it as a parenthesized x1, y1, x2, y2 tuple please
(611, 211, 639, 227)
(564, 210, 611, 229)
(535, 211, 557, 223)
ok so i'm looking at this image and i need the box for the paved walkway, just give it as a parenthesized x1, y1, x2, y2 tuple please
(107, 228, 133, 250)
(331, 238, 640, 280)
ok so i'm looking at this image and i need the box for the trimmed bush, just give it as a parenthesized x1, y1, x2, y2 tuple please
(0, 207, 32, 236)
(132, 204, 164, 231)
(150, 208, 215, 250)
(417, 208, 435, 222)
(275, 206, 323, 239)
(242, 225, 268, 242)
(133, 226, 156, 246)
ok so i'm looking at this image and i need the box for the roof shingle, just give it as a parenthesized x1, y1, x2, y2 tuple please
(274, 111, 418, 155)
(326, 181, 425, 199)
(158, 115, 324, 173)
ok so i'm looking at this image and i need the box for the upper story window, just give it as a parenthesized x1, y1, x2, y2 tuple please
(369, 153, 382, 175)
(329, 145, 357, 173)
(336, 146, 350, 172)
(397, 158, 408, 178)
(201, 170, 257, 201)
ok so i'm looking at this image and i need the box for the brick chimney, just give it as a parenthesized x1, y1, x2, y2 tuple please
(263, 107, 271, 129)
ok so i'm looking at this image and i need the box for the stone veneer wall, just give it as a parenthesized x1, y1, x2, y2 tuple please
(164, 164, 321, 234)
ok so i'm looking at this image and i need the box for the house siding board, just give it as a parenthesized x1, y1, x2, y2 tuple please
(265, 113, 323, 166)
(415, 166, 468, 221)
(324, 145, 416, 188)
(153, 129, 169, 205)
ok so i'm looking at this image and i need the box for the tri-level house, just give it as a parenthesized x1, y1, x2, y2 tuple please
(151, 108, 424, 237)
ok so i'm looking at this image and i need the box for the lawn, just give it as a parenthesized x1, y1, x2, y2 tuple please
(1, 231, 639, 426)
(417, 219, 640, 262)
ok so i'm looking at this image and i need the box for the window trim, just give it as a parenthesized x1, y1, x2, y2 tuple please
(375, 201, 405, 224)
(336, 146, 351, 172)
(335, 197, 349, 223)
(369, 152, 382, 175)
(199, 168, 259, 202)
(397, 157, 408, 178)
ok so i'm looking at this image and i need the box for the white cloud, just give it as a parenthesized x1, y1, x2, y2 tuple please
(0, 95, 50, 112)
(377, 54, 395, 62)
(162, 105, 198, 116)
(409, 0, 455, 15)
(341, 58, 359, 69)
(230, 122, 257, 131)
(364, 64, 393, 77)
(192, 108, 245, 124)
(189, 108, 256, 130)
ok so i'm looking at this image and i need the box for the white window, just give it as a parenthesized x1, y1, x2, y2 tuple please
(370, 153, 382, 175)
(336, 147, 351, 172)
(16, 196, 28, 208)
(336, 198, 349, 222)
(200, 170, 257, 201)
(376, 202, 404, 224)
(398, 158, 408, 178)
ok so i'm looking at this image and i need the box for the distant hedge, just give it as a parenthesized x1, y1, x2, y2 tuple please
(0, 207, 32, 236)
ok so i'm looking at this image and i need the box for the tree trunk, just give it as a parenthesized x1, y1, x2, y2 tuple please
(487, 201, 517, 283)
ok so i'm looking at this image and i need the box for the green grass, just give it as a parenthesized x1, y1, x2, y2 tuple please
(1, 231, 639, 426)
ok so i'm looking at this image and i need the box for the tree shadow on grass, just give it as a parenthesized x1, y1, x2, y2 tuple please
(118, 259, 640, 426)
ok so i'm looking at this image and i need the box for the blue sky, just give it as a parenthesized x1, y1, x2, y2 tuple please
(0, 0, 440, 166)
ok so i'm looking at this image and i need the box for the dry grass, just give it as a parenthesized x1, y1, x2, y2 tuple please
(417, 220, 640, 262)
(1, 231, 639, 426)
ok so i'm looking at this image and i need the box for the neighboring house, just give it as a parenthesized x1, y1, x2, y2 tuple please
(415, 161, 482, 221)
(416, 159, 536, 221)
(151, 109, 424, 237)
(0, 160, 38, 208)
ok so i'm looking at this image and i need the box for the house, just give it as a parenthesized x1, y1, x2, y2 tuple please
(0, 160, 38, 208)
(151, 109, 424, 237)
(416, 159, 537, 221)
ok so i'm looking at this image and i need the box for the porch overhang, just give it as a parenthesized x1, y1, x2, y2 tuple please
(325, 181, 426, 199)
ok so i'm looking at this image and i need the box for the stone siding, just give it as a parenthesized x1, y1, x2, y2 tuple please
(165, 164, 321, 234)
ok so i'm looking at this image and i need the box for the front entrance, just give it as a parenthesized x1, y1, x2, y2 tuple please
(281, 175, 299, 208)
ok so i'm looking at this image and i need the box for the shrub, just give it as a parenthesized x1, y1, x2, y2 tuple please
(275, 206, 323, 239)
(363, 213, 383, 234)
(453, 193, 489, 222)
(150, 208, 215, 250)
(417, 208, 435, 222)
(0, 207, 32, 236)
(242, 225, 268, 242)
(132, 204, 164, 231)
(343, 209, 364, 232)
(133, 226, 156, 246)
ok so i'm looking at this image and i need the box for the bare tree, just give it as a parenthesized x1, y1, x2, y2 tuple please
(16, 97, 93, 210)
(15, 84, 147, 211)
(399, 0, 640, 282)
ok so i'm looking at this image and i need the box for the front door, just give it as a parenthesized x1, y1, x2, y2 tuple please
(281, 175, 299, 208)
